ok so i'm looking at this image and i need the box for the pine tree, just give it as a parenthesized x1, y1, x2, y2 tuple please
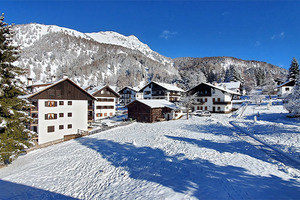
(287, 57, 299, 81)
(0, 14, 32, 164)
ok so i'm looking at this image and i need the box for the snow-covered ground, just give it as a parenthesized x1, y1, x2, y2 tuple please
(1, 101, 300, 199)
(229, 100, 300, 163)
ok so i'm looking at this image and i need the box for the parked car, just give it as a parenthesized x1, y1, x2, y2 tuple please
(192, 110, 203, 116)
(193, 110, 211, 117)
(199, 111, 211, 117)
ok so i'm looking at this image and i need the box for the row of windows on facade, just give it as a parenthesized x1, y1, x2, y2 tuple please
(196, 106, 221, 111)
(196, 98, 221, 102)
(96, 98, 114, 102)
(96, 106, 114, 109)
(47, 124, 72, 133)
(45, 101, 73, 107)
(44, 112, 72, 120)
(96, 113, 113, 117)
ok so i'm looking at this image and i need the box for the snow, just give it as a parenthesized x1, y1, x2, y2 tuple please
(133, 99, 180, 110)
(1, 99, 300, 199)
(152, 82, 185, 92)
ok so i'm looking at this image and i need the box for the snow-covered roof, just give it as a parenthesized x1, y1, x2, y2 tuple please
(277, 80, 295, 88)
(134, 99, 181, 110)
(189, 82, 241, 95)
(87, 85, 106, 95)
(118, 86, 141, 93)
(218, 82, 241, 89)
(141, 81, 184, 92)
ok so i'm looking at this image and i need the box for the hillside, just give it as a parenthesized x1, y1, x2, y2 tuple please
(174, 56, 287, 91)
(13, 23, 287, 91)
(13, 24, 178, 89)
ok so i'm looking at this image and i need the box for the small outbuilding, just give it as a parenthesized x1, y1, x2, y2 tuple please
(126, 99, 182, 123)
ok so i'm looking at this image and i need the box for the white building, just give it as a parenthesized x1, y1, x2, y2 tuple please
(86, 85, 120, 121)
(26, 78, 95, 145)
(187, 82, 241, 113)
(118, 86, 143, 105)
(277, 80, 295, 98)
(140, 81, 184, 103)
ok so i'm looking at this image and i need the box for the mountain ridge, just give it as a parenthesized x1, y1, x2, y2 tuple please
(12, 23, 287, 92)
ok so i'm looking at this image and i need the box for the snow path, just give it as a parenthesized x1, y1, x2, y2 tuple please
(1, 116, 300, 199)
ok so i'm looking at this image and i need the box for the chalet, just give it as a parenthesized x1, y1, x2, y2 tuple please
(118, 86, 143, 105)
(126, 99, 182, 123)
(140, 81, 184, 103)
(277, 80, 295, 98)
(86, 85, 120, 121)
(187, 82, 241, 113)
(25, 78, 96, 145)
(218, 81, 244, 96)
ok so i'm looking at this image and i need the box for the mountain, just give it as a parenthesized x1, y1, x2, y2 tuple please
(13, 23, 178, 89)
(12, 23, 287, 92)
(174, 57, 287, 91)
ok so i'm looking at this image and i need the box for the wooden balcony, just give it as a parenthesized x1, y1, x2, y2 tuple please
(213, 101, 231, 105)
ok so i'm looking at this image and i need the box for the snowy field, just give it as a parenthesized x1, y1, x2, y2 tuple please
(1, 102, 300, 199)
(230, 101, 300, 162)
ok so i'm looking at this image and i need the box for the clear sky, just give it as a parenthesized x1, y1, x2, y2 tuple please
(2, 0, 300, 69)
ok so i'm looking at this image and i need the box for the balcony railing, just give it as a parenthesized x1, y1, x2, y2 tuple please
(213, 101, 231, 105)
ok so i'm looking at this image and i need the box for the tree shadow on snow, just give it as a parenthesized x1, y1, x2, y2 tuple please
(165, 135, 272, 163)
(0, 179, 76, 200)
(78, 137, 300, 199)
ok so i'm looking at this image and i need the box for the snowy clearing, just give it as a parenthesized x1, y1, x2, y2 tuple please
(1, 102, 300, 199)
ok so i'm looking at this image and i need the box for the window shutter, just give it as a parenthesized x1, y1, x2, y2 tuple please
(45, 114, 48, 120)
(54, 101, 57, 107)
(54, 114, 57, 119)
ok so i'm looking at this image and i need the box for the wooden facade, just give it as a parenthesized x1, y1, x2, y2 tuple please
(127, 100, 176, 123)
(29, 79, 95, 101)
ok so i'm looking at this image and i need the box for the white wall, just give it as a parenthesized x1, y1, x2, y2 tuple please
(94, 97, 116, 121)
(278, 86, 294, 98)
(193, 88, 233, 113)
(38, 99, 88, 145)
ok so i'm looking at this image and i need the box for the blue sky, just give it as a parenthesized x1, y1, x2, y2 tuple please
(2, 0, 300, 69)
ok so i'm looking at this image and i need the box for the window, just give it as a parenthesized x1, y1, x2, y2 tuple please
(205, 98, 207, 102)
(205, 106, 208, 110)
(285, 88, 290, 91)
(59, 113, 64, 117)
(104, 113, 107, 117)
(218, 107, 221, 111)
(96, 113, 101, 117)
(45, 113, 57, 120)
(213, 98, 215, 103)
(47, 126, 55, 133)
(110, 113, 113, 116)
(68, 101, 72, 105)
(59, 125, 64, 130)
(200, 106, 203, 110)
(68, 124, 72, 129)
(68, 112, 72, 117)
(45, 101, 57, 107)
(100, 113, 103, 117)
(217, 98, 221, 102)
(59, 101, 64, 105)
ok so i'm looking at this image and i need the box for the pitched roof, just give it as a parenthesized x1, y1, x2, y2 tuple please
(128, 99, 181, 110)
(140, 81, 184, 92)
(218, 81, 241, 90)
(25, 78, 96, 100)
(188, 82, 241, 95)
(277, 79, 296, 88)
(118, 86, 141, 93)
(87, 85, 120, 97)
